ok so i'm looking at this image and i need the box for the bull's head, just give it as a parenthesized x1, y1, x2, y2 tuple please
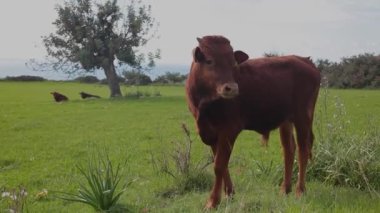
(192, 36, 248, 99)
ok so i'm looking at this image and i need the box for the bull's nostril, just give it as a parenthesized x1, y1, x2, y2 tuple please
(218, 83, 238, 98)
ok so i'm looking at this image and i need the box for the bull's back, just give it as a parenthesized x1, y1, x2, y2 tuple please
(235, 55, 320, 132)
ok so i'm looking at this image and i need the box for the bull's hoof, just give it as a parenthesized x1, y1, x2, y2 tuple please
(225, 192, 235, 200)
(295, 185, 306, 198)
(280, 182, 292, 195)
(204, 198, 219, 210)
(225, 187, 235, 199)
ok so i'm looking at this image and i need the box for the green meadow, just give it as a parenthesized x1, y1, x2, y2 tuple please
(0, 81, 379, 212)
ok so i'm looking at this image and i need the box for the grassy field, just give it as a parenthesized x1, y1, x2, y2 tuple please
(0, 81, 379, 212)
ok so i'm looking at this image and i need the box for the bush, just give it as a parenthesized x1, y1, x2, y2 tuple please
(316, 53, 380, 88)
(151, 124, 213, 197)
(153, 72, 187, 84)
(3, 75, 46, 81)
(123, 70, 152, 85)
(74, 75, 99, 83)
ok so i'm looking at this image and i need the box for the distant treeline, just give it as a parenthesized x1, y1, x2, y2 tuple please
(264, 52, 380, 88)
(315, 53, 380, 88)
(0, 72, 188, 85)
(2, 53, 379, 89)
(0, 75, 47, 81)
(74, 71, 188, 85)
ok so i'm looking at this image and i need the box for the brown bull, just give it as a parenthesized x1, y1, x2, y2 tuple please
(185, 35, 321, 209)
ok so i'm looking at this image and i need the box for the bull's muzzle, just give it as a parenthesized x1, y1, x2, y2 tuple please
(217, 82, 239, 99)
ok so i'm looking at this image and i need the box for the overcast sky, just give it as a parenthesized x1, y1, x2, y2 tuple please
(0, 0, 379, 64)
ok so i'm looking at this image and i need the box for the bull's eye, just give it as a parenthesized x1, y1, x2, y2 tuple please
(205, 59, 213, 65)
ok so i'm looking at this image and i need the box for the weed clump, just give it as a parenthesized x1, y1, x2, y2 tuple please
(1, 186, 28, 212)
(309, 83, 380, 196)
(152, 123, 213, 197)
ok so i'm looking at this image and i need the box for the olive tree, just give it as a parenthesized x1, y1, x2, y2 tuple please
(43, 0, 159, 97)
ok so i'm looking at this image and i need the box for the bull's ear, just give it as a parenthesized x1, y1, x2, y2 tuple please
(193, 47, 205, 63)
(234, 50, 249, 64)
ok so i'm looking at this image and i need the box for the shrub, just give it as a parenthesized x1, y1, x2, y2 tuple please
(123, 70, 152, 85)
(4, 75, 46, 81)
(74, 75, 99, 83)
(56, 152, 129, 212)
(153, 72, 187, 84)
(316, 53, 380, 88)
(151, 124, 213, 197)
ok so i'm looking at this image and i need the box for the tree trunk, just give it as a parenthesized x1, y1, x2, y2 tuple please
(104, 62, 122, 97)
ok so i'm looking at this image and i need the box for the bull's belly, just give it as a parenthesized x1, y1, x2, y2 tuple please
(242, 111, 288, 134)
(243, 121, 282, 134)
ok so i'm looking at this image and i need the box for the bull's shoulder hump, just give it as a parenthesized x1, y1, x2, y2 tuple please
(240, 57, 286, 68)
(252, 55, 316, 67)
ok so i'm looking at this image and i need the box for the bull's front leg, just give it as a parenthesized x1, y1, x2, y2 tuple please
(206, 137, 235, 209)
(211, 145, 235, 198)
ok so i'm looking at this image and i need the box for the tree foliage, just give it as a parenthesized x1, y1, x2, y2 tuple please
(42, 0, 159, 97)
(316, 53, 380, 88)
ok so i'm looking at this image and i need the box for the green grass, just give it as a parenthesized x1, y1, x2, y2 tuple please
(0, 81, 379, 212)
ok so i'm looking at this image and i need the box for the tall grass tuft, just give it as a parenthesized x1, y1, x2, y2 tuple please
(151, 123, 213, 197)
(56, 152, 129, 212)
(309, 81, 380, 196)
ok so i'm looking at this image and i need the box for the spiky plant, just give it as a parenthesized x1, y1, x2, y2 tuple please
(57, 153, 129, 212)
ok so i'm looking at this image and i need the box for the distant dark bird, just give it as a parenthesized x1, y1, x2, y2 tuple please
(79, 92, 101, 99)
(51, 92, 69, 102)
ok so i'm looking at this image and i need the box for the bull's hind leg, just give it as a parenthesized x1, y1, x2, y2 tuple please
(279, 121, 296, 194)
(294, 116, 313, 197)
(223, 168, 234, 197)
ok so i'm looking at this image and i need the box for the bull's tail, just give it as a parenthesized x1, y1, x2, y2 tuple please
(309, 130, 314, 160)
(261, 132, 270, 147)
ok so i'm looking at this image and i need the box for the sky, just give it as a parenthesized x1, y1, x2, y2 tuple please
(0, 0, 380, 66)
